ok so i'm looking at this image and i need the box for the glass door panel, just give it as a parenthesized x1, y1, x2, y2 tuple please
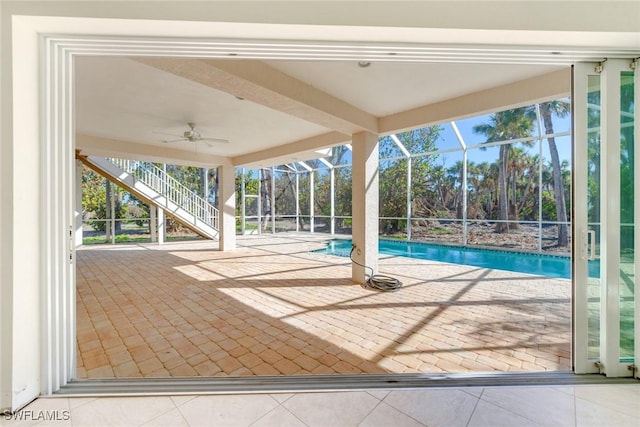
(574, 61, 637, 376)
(619, 71, 635, 361)
(586, 74, 602, 360)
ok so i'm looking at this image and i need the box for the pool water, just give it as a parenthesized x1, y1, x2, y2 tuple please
(314, 239, 592, 279)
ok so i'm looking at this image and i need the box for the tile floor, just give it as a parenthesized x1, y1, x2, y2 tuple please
(3, 383, 639, 426)
(76, 233, 571, 379)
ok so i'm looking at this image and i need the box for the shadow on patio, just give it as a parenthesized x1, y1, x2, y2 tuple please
(76, 235, 571, 379)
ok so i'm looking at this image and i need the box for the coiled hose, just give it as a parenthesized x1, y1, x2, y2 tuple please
(349, 245, 402, 292)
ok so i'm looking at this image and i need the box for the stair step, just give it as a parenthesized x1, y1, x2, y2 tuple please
(78, 155, 219, 240)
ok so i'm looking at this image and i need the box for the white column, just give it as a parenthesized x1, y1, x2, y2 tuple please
(105, 180, 112, 241)
(271, 166, 276, 234)
(406, 158, 412, 241)
(462, 149, 468, 246)
(310, 172, 315, 233)
(203, 168, 209, 201)
(257, 169, 262, 235)
(150, 205, 157, 243)
(218, 164, 236, 251)
(110, 186, 116, 245)
(241, 168, 246, 235)
(74, 159, 83, 247)
(295, 173, 300, 232)
(330, 168, 335, 235)
(351, 131, 379, 284)
(157, 207, 165, 245)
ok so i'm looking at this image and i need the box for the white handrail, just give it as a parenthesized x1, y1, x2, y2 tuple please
(107, 158, 219, 231)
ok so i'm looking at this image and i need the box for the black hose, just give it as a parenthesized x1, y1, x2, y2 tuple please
(350, 245, 402, 292)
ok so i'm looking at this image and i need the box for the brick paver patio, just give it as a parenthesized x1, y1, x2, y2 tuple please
(76, 233, 571, 378)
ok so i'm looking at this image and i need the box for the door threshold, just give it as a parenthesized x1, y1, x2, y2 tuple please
(55, 372, 638, 397)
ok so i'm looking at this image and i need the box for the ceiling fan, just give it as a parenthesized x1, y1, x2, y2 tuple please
(155, 122, 228, 146)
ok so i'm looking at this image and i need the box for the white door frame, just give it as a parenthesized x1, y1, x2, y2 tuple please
(573, 59, 639, 377)
(572, 62, 599, 374)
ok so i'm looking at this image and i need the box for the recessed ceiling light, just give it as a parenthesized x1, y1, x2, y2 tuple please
(358, 61, 371, 68)
(235, 96, 245, 100)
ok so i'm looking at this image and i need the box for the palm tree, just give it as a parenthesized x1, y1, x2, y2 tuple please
(539, 101, 570, 247)
(447, 160, 465, 219)
(509, 147, 539, 220)
(473, 108, 534, 232)
(480, 162, 499, 219)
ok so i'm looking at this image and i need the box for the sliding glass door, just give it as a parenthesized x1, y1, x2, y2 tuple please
(574, 60, 639, 377)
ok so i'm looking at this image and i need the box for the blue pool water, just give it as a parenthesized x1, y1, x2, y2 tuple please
(314, 239, 596, 279)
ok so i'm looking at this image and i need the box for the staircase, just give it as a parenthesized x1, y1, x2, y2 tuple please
(79, 155, 219, 240)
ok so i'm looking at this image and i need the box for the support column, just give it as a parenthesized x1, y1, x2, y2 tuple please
(241, 168, 246, 235)
(257, 169, 262, 235)
(351, 131, 379, 284)
(150, 205, 157, 243)
(105, 180, 112, 242)
(309, 172, 315, 233)
(218, 164, 236, 251)
(202, 168, 209, 202)
(295, 173, 300, 232)
(74, 160, 83, 247)
(330, 167, 335, 235)
(157, 207, 165, 245)
(271, 166, 276, 234)
(406, 158, 412, 241)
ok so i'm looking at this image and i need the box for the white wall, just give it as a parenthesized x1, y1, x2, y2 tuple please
(2, 1, 640, 33)
(0, 1, 6, 413)
(1, 14, 42, 411)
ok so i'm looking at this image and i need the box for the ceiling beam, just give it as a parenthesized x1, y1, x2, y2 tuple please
(232, 131, 350, 168)
(135, 57, 378, 135)
(379, 68, 571, 134)
(76, 134, 231, 168)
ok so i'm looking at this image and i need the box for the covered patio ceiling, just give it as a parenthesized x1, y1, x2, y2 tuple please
(75, 55, 570, 169)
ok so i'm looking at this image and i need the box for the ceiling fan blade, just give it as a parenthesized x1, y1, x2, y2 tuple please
(200, 138, 229, 145)
(161, 138, 187, 144)
(152, 131, 183, 138)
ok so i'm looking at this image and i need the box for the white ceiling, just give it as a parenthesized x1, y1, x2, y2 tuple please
(75, 55, 565, 165)
(75, 57, 329, 157)
(264, 60, 562, 117)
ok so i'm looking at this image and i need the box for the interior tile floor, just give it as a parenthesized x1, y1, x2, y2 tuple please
(6, 384, 639, 426)
(76, 233, 571, 379)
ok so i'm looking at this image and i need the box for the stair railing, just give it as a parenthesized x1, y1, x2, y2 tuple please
(107, 158, 219, 231)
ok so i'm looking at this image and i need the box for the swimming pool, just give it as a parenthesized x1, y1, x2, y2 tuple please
(314, 239, 590, 279)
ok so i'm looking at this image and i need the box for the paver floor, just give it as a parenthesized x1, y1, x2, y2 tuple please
(76, 233, 571, 379)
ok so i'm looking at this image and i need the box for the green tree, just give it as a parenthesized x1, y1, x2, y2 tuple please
(330, 146, 353, 231)
(81, 167, 125, 232)
(274, 168, 298, 216)
(235, 169, 259, 218)
(378, 126, 442, 233)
